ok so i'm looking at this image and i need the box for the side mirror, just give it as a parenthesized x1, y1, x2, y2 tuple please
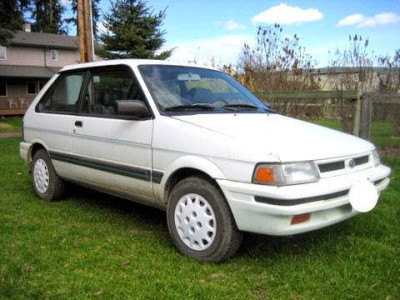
(115, 100, 151, 119)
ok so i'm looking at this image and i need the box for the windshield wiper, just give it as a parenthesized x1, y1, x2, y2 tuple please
(223, 103, 275, 113)
(223, 103, 259, 111)
(164, 103, 215, 112)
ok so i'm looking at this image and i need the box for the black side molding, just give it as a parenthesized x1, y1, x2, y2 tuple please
(151, 171, 164, 184)
(49, 150, 163, 184)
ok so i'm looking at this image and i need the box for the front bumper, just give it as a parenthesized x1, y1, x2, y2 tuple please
(217, 164, 391, 236)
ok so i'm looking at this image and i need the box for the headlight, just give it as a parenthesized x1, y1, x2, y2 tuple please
(253, 162, 320, 186)
(372, 149, 380, 167)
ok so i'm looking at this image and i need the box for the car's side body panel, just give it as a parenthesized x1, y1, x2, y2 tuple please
(67, 116, 155, 199)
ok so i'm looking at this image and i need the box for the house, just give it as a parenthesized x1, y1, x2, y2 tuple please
(0, 24, 95, 113)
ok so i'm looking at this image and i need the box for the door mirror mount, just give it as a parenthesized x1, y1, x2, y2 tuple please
(115, 100, 151, 119)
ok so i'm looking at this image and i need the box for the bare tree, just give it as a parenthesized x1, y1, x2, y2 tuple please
(238, 24, 319, 92)
(327, 35, 375, 132)
(376, 50, 400, 92)
(328, 35, 374, 92)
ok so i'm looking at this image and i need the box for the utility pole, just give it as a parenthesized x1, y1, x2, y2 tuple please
(78, 0, 94, 63)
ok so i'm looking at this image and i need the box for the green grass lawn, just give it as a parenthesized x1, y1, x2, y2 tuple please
(312, 119, 400, 150)
(0, 117, 23, 133)
(1, 137, 399, 299)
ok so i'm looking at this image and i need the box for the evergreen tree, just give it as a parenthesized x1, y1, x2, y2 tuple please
(31, 0, 66, 34)
(0, 0, 29, 45)
(100, 0, 173, 59)
(65, 0, 101, 40)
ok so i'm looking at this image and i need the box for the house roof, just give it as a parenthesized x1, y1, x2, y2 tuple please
(11, 31, 79, 50)
(0, 65, 60, 79)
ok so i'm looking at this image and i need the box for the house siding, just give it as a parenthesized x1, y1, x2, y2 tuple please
(0, 47, 44, 67)
(46, 48, 80, 67)
(0, 46, 80, 68)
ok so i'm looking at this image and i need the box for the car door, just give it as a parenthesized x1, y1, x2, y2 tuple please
(33, 71, 87, 179)
(68, 66, 155, 204)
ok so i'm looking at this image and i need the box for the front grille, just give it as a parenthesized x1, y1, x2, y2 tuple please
(354, 155, 369, 166)
(318, 161, 345, 173)
(318, 155, 370, 173)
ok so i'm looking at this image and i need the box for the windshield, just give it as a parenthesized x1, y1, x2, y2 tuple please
(138, 65, 271, 114)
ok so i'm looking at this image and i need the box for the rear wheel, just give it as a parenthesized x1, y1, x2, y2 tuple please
(167, 176, 241, 262)
(31, 149, 65, 201)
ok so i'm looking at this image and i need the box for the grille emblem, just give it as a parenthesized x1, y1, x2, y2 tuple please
(348, 159, 356, 168)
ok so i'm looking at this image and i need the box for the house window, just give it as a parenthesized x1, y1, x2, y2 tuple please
(50, 50, 58, 61)
(27, 82, 37, 95)
(0, 46, 6, 60)
(0, 81, 7, 96)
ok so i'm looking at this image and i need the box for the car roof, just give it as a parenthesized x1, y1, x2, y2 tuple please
(59, 59, 217, 73)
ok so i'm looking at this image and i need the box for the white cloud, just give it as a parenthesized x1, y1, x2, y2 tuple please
(97, 21, 110, 35)
(223, 20, 245, 30)
(337, 12, 400, 28)
(162, 34, 253, 67)
(252, 3, 323, 25)
(336, 14, 365, 27)
(60, 0, 72, 7)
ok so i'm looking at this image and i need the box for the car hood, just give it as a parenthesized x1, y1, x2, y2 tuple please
(172, 113, 374, 162)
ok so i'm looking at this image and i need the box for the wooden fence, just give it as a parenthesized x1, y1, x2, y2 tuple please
(256, 91, 400, 140)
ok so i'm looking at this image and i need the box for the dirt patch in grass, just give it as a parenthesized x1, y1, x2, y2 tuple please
(0, 131, 21, 138)
(0, 123, 12, 129)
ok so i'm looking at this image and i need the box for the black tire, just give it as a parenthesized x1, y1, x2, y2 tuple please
(31, 149, 65, 201)
(167, 176, 242, 262)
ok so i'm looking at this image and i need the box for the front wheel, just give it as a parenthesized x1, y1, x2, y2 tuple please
(167, 176, 242, 262)
(31, 149, 65, 201)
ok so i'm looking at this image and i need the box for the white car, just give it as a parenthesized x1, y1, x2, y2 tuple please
(20, 59, 391, 262)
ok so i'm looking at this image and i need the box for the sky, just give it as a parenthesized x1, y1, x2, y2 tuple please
(67, 0, 400, 67)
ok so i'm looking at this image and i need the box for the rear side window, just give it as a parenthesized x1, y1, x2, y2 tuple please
(81, 68, 145, 116)
(37, 73, 85, 114)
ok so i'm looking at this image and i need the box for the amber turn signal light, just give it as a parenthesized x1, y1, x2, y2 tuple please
(291, 213, 311, 225)
(254, 167, 275, 183)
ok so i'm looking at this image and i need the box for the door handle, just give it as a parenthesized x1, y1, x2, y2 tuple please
(75, 120, 83, 127)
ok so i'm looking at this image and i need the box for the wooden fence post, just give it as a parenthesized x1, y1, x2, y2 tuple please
(360, 94, 372, 140)
(352, 89, 361, 136)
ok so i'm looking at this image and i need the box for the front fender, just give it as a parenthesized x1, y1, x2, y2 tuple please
(156, 155, 226, 202)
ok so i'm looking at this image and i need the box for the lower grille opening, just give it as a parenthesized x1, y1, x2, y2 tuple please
(254, 178, 385, 207)
(255, 190, 349, 206)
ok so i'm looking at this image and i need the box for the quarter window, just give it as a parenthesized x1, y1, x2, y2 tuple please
(0, 46, 6, 60)
(37, 73, 85, 114)
(50, 50, 58, 61)
(82, 68, 145, 116)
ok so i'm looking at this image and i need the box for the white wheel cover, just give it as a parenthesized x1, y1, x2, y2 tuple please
(33, 158, 50, 194)
(174, 193, 217, 251)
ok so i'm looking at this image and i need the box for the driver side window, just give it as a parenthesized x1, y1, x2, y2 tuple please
(82, 68, 145, 116)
